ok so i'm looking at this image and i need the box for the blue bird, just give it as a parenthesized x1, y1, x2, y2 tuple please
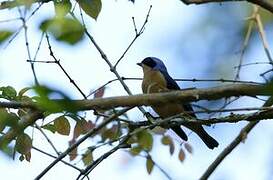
(137, 57, 219, 149)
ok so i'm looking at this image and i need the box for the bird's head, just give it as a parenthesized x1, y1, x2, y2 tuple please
(137, 57, 167, 72)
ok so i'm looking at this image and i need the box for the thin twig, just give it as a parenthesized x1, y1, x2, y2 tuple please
(235, 13, 254, 80)
(234, 61, 272, 68)
(254, 5, 273, 64)
(45, 33, 87, 99)
(32, 146, 82, 172)
(35, 107, 132, 180)
(199, 97, 273, 179)
(77, 136, 131, 180)
(21, 12, 39, 85)
(113, 5, 152, 68)
(35, 123, 59, 155)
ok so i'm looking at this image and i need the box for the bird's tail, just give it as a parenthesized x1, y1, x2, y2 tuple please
(196, 127, 219, 149)
(171, 126, 188, 141)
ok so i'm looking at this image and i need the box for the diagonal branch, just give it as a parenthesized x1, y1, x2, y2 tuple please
(199, 96, 273, 179)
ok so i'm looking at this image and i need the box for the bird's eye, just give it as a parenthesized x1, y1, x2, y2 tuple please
(142, 57, 156, 68)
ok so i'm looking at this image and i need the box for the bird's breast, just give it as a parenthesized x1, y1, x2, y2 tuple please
(141, 70, 184, 118)
(141, 70, 167, 93)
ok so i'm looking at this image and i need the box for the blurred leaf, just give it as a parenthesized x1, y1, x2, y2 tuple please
(73, 120, 85, 139)
(18, 87, 31, 97)
(78, 0, 101, 20)
(0, 144, 13, 158)
(54, 0, 72, 17)
(129, 146, 142, 156)
(41, 124, 56, 133)
(69, 139, 77, 161)
(54, 116, 70, 135)
(94, 87, 105, 98)
(184, 143, 193, 154)
(82, 149, 93, 166)
(40, 17, 84, 44)
(127, 136, 137, 145)
(15, 133, 32, 155)
(151, 126, 166, 134)
(146, 156, 154, 174)
(19, 96, 33, 103)
(16, 0, 34, 8)
(19, 154, 24, 161)
(33, 85, 76, 113)
(178, 148, 185, 162)
(73, 119, 95, 140)
(161, 135, 175, 155)
(25, 151, 31, 162)
(101, 127, 115, 140)
(0, 31, 13, 44)
(161, 135, 171, 145)
(5, 112, 19, 128)
(0, 109, 19, 130)
(0, 109, 9, 132)
(137, 130, 153, 151)
(0, 86, 17, 100)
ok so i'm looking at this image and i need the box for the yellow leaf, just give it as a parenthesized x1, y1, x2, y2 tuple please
(146, 156, 154, 174)
(82, 150, 93, 166)
(15, 133, 32, 155)
(54, 116, 70, 135)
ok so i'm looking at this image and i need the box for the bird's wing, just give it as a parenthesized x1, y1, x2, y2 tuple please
(160, 71, 180, 90)
(160, 70, 196, 117)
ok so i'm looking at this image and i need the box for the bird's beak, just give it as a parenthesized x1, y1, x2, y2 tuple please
(137, 62, 142, 67)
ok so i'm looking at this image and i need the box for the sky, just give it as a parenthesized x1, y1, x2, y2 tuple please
(1, 0, 273, 179)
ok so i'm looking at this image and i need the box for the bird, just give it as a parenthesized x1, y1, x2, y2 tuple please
(137, 57, 219, 149)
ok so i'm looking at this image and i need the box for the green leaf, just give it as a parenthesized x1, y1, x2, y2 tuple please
(137, 130, 153, 151)
(82, 149, 93, 166)
(0, 86, 17, 100)
(0, 109, 19, 130)
(146, 156, 154, 174)
(40, 17, 84, 44)
(18, 87, 31, 97)
(129, 146, 142, 156)
(78, 0, 102, 20)
(15, 133, 32, 155)
(54, 0, 72, 17)
(33, 85, 76, 113)
(0, 109, 8, 132)
(178, 148, 185, 162)
(0, 31, 13, 44)
(5, 112, 19, 128)
(161, 135, 171, 145)
(54, 116, 70, 135)
(41, 124, 56, 133)
(161, 135, 175, 155)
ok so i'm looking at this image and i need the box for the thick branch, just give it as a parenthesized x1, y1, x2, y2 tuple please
(0, 84, 270, 111)
(181, 0, 273, 13)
